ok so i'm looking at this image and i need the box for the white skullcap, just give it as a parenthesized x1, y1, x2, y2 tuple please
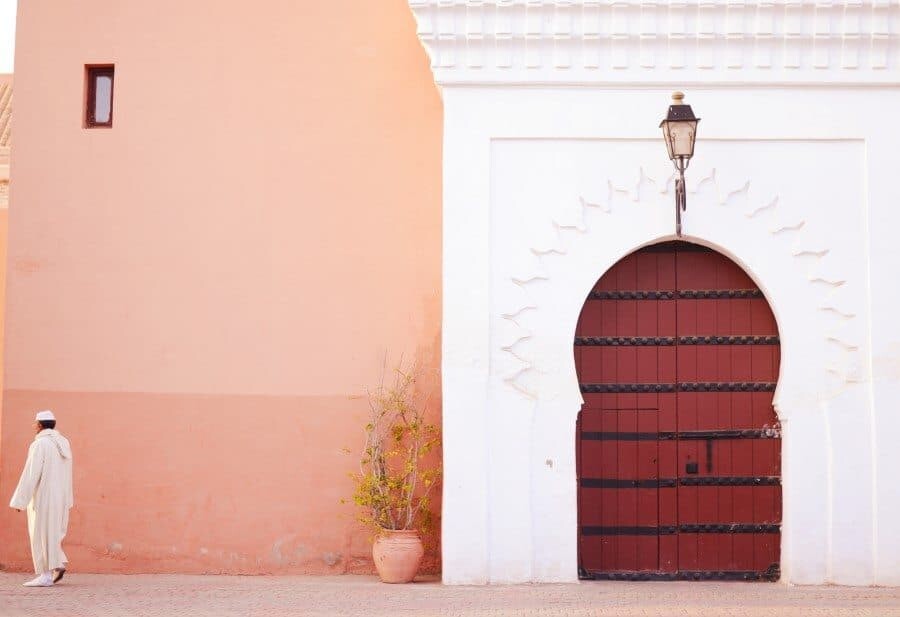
(35, 410, 56, 422)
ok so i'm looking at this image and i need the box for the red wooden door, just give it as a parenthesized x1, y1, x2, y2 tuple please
(576, 241, 781, 581)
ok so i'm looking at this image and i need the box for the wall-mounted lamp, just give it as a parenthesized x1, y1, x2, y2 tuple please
(659, 92, 700, 236)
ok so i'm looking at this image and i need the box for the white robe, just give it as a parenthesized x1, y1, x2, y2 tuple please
(9, 429, 74, 574)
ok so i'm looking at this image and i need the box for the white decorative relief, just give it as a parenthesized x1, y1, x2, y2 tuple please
(497, 164, 865, 403)
(408, 0, 900, 84)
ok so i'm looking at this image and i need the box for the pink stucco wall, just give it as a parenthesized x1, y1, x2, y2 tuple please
(0, 3, 441, 574)
(0, 73, 11, 513)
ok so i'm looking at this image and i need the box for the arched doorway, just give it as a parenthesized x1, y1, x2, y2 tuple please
(575, 241, 781, 581)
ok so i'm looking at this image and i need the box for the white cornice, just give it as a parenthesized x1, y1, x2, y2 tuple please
(408, 1, 900, 85)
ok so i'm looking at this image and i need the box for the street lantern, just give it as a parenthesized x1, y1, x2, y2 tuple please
(659, 92, 700, 236)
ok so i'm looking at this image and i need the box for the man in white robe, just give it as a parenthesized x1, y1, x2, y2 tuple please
(9, 410, 74, 587)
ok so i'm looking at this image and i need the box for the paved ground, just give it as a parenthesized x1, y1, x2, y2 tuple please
(2, 573, 900, 617)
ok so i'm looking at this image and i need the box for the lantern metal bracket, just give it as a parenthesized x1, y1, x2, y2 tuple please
(674, 155, 689, 236)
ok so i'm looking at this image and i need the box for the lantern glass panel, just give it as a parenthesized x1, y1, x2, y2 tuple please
(662, 123, 675, 160)
(667, 120, 697, 158)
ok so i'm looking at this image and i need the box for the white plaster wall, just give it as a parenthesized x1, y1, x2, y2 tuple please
(441, 86, 900, 585)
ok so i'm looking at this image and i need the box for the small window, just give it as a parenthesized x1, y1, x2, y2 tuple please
(85, 65, 114, 128)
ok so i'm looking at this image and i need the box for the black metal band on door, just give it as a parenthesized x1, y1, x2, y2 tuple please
(581, 524, 780, 536)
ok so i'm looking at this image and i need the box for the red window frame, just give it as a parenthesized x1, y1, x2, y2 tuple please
(85, 65, 115, 128)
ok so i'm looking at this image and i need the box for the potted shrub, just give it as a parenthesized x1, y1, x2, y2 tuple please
(349, 360, 441, 583)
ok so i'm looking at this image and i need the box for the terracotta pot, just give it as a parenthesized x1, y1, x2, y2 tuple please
(372, 529, 424, 583)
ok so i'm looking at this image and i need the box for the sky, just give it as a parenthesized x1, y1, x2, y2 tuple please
(0, 0, 14, 73)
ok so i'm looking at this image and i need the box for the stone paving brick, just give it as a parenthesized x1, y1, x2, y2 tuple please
(2, 574, 900, 617)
